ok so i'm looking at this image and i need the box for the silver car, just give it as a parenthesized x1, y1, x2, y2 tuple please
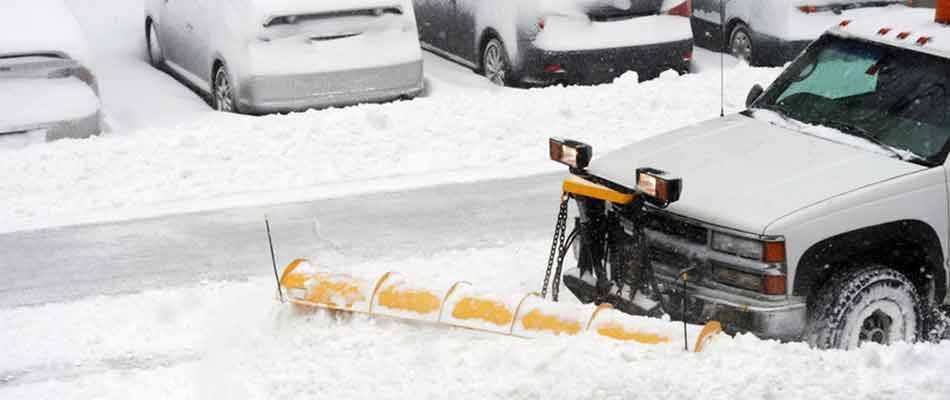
(1, 0, 102, 142)
(145, 0, 425, 114)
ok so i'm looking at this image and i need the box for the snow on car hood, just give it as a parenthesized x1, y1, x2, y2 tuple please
(0, 0, 91, 64)
(585, 113, 925, 235)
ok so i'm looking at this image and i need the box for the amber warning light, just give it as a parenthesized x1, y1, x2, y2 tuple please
(938, 0, 950, 24)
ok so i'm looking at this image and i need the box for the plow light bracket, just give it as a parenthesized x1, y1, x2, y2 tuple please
(636, 168, 682, 207)
(549, 137, 592, 169)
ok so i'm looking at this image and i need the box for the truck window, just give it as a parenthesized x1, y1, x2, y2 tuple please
(755, 35, 950, 166)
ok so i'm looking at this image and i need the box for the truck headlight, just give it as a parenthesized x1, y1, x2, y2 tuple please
(549, 138, 592, 169)
(636, 168, 682, 207)
(711, 232, 786, 263)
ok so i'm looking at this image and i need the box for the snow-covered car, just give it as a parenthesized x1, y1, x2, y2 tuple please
(145, 0, 425, 114)
(0, 0, 102, 142)
(414, 0, 694, 86)
(552, 6, 950, 349)
(691, 0, 912, 66)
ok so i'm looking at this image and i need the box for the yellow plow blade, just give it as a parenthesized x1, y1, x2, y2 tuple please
(279, 259, 723, 352)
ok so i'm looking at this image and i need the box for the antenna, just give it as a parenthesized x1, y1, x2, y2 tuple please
(720, 0, 725, 118)
(266, 217, 284, 302)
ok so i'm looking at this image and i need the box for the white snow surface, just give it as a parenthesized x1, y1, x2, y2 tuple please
(0, 78, 100, 129)
(533, 15, 692, 51)
(0, 0, 92, 64)
(0, 65, 781, 233)
(2, 241, 949, 399)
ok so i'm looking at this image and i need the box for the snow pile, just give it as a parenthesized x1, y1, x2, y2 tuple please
(0, 66, 781, 233)
(1, 241, 949, 399)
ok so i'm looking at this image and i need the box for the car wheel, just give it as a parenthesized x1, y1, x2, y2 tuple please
(729, 23, 753, 64)
(805, 266, 920, 350)
(212, 64, 237, 113)
(482, 38, 511, 87)
(146, 20, 165, 68)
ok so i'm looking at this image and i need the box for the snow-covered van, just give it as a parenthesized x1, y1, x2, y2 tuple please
(414, 0, 694, 86)
(691, 0, 912, 65)
(550, 6, 950, 349)
(145, 0, 425, 114)
(0, 0, 102, 143)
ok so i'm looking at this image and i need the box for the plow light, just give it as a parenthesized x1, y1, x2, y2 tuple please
(636, 168, 682, 207)
(549, 138, 592, 169)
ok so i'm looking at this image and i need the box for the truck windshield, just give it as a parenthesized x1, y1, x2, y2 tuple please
(753, 35, 950, 167)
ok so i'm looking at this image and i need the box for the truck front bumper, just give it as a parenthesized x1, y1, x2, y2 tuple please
(518, 39, 693, 85)
(654, 273, 807, 341)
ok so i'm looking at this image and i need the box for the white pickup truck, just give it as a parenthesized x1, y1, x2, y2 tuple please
(552, 7, 950, 349)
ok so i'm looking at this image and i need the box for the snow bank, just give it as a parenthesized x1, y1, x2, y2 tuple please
(0, 66, 781, 233)
(1, 241, 949, 399)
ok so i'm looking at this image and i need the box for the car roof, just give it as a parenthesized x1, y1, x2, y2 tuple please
(0, 0, 91, 64)
(828, 7, 950, 60)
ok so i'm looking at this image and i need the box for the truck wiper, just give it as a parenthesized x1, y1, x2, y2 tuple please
(818, 118, 907, 161)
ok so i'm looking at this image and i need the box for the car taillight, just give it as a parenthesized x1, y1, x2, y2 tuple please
(683, 49, 693, 62)
(538, 17, 546, 30)
(798, 5, 818, 13)
(664, 0, 691, 17)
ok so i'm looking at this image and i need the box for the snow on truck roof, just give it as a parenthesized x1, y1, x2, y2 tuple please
(829, 7, 950, 58)
(0, 0, 91, 63)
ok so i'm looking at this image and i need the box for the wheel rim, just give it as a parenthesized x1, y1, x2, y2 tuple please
(484, 41, 507, 86)
(214, 68, 234, 112)
(859, 310, 893, 345)
(731, 30, 752, 62)
(148, 24, 162, 64)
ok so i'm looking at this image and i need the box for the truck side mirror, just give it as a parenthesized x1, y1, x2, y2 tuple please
(746, 84, 764, 108)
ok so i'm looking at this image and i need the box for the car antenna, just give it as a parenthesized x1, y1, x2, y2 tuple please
(719, 0, 726, 118)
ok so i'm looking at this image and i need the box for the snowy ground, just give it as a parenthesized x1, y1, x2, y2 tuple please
(0, 60, 776, 232)
(2, 242, 949, 399)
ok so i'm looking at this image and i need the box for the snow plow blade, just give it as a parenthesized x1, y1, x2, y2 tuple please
(279, 259, 723, 352)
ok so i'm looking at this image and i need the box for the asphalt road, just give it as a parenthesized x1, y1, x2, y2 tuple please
(0, 173, 563, 308)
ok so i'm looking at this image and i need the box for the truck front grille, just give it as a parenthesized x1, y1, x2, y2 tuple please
(642, 212, 708, 245)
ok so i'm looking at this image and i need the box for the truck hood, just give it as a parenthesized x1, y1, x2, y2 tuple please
(585, 113, 925, 235)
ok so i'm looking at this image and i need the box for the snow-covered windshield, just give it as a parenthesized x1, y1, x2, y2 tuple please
(753, 35, 950, 167)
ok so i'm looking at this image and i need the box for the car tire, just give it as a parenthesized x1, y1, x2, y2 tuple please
(212, 63, 238, 113)
(729, 23, 754, 64)
(146, 19, 165, 68)
(804, 266, 921, 350)
(481, 37, 511, 87)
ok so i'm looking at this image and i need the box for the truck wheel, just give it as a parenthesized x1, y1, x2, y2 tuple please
(729, 23, 753, 64)
(805, 266, 920, 350)
(481, 38, 511, 86)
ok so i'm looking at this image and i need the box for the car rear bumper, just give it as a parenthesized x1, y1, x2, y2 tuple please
(237, 60, 424, 114)
(518, 39, 693, 85)
(751, 35, 811, 66)
(1, 110, 101, 142)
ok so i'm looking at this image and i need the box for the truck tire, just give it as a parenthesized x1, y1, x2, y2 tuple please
(805, 266, 920, 350)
